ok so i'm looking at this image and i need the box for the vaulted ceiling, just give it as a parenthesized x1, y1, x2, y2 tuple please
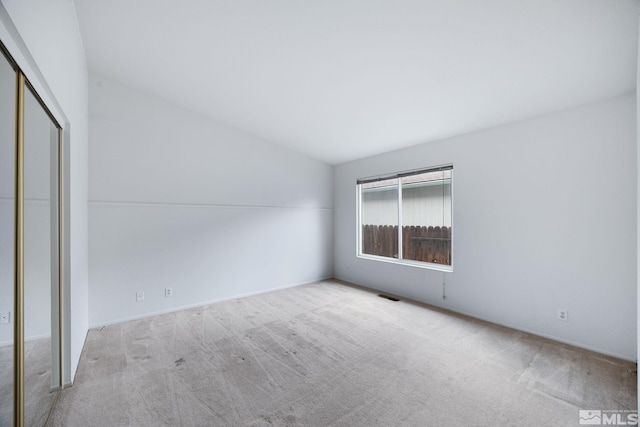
(74, 0, 639, 164)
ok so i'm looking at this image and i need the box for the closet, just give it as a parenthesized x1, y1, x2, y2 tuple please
(1, 46, 63, 427)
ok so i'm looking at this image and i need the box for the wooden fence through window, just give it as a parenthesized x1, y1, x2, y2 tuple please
(361, 225, 451, 266)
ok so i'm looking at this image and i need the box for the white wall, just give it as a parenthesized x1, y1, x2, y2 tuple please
(0, 0, 89, 383)
(335, 94, 637, 360)
(88, 76, 333, 326)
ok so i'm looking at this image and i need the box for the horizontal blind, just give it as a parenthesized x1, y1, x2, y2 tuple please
(357, 165, 452, 185)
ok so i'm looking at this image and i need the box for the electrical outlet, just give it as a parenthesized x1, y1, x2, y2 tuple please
(136, 291, 144, 302)
(165, 288, 173, 297)
(557, 309, 568, 321)
(0, 312, 9, 324)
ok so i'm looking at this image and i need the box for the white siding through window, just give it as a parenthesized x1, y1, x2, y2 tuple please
(362, 184, 451, 227)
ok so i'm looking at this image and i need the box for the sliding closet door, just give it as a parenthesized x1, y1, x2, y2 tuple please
(23, 83, 60, 426)
(0, 41, 64, 426)
(0, 49, 16, 427)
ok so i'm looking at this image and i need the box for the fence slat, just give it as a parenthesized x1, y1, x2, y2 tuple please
(362, 224, 451, 265)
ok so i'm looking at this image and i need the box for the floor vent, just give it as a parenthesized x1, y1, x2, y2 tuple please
(377, 294, 400, 302)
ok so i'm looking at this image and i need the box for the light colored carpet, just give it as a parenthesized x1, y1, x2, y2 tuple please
(49, 280, 636, 426)
(0, 337, 57, 427)
(0, 343, 12, 427)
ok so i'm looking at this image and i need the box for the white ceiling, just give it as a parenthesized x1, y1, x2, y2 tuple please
(73, 0, 639, 165)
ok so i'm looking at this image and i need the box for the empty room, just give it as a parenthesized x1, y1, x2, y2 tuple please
(0, 0, 638, 426)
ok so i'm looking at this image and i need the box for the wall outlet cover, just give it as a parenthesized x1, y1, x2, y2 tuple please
(557, 309, 568, 321)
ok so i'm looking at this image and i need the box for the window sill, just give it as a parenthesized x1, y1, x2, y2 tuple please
(357, 253, 453, 272)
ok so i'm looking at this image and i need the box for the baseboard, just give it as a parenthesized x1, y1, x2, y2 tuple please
(334, 275, 637, 363)
(88, 276, 334, 330)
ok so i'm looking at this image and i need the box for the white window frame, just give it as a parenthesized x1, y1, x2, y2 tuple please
(356, 165, 453, 272)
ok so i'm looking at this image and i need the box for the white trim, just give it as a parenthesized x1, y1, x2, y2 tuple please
(0, 333, 55, 347)
(88, 200, 333, 211)
(355, 184, 361, 259)
(356, 164, 454, 272)
(88, 276, 333, 329)
(449, 168, 454, 271)
(397, 178, 403, 260)
(357, 253, 453, 272)
(336, 277, 635, 362)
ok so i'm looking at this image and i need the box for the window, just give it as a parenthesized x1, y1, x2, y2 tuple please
(357, 165, 453, 270)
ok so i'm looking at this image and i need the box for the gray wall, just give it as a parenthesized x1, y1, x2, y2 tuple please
(88, 75, 333, 326)
(335, 93, 637, 360)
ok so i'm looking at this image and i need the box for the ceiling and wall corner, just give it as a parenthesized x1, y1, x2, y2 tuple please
(73, 0, 639, 165)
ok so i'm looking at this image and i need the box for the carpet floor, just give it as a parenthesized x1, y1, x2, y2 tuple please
(0, 337, 57, 427)
(48, 280, 636, 426)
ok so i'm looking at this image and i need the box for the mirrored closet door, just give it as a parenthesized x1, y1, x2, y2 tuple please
(0, 45, 63, 427)
(23, 79, 61, 427)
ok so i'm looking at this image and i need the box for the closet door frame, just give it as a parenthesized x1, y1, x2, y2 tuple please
(3, 43, 65, 427)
